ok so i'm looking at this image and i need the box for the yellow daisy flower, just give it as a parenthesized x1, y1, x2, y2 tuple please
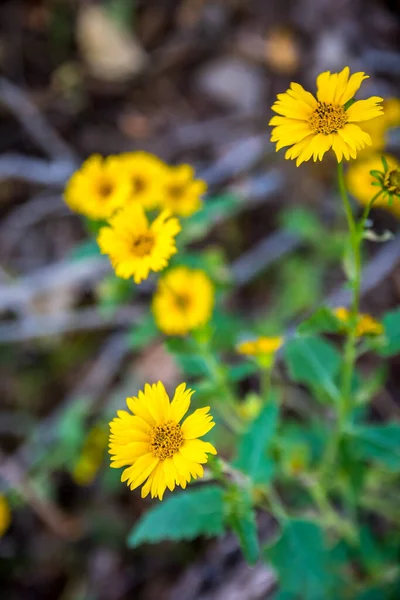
(161, 164, 207, 217)
(0, 495, 11, 536)
(356, 98, 400, 157)
(237, 336, 283, 357)
(152, 267, 214, 336)
(97, 204, 181, 284)
(109, 382, 217, 500)
(64, 154, 131, 220)
(269, 66, 384, 165)
(119, 151, 168, 210)
(334, 307, 384, 337)
(346, 154, 400, 218)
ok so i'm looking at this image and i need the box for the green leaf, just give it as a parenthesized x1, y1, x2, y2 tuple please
(227, 361, 258, 382)
(234, 397, 278, 484)
(284, 336, 342, 403)
(266, 519, 342, 600)
(69, 239, 101, 261)
(230, 506, 259, 565)
(298, 307, 341, 335)
(128, 311, 158, 350)
(128, 486, 225, 547)
(347, 424, 400, 471)
(164, 337, 210, 377)
(182, 193, 239, 241)
(379, 309, 400, 356)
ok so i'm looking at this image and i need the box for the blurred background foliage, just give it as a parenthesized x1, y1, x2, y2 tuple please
(0, 0, 400, 599)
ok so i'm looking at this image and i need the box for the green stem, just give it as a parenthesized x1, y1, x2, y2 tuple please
(260, 366, 272, 403)
(192, 335, 244, 433)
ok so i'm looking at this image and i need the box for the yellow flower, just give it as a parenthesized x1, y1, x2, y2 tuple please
(237, 393, 262, 422)
(237, 336, 283, 357)
(383, 97, 400, 129)
(97, 204, 181, 284)
(109, 382, 217, 500)
(356, 98, 400, 157)
(64, 154, 132, 220)
(161, 164, 207, 217)
(346, 154, 400, 218)
(152, 267, 214, 336)
(119, 151, 167, 210)
(270, 66, 384, 165)
(72, 425, 108, 486)
(0, 495, 11, 536)
(334, 307, 384, 337)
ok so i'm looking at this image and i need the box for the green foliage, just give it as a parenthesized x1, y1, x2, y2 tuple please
(266, 519, 343, 600)
(298, 307, 341, 336)
(348, 424, 400, 471)
(128, 311, 158, 350)
(379, 308, 400, 356)
(284, 336, 342, 403)
(226, 488, 259, 565)
(164, 337, 210, 377)
(182, 193, 239, 241)
(233, 396, 278, 484)
(69, 238, 101, 261)
(128, 486, 225, 547)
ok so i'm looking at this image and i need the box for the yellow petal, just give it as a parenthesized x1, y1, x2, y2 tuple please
(169, 383, 193, 423)
(181, 408, 215, 439)
(346, 98, 384, 122)
(338, 71, 368, 105)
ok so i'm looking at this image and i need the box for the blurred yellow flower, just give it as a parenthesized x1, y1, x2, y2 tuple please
(237, 393, 262, 422)
(119, 151, 167, 210)
(346, 154, 400, 218)
(97, 204, 181, 284)
(109, 382, 216, 500)
(161, 164, 207, 217)
(265, 28, 300, 75)
(72, 425, 108, 486)
(270, 67, 383, 165)
(0, 495, 11, 536)
(357, 98, 400, 157)
(64, 154, 131, 220)
(334, 307, 384, 337)
(237, 336, 283, 357)
(152, 267, 214, 336)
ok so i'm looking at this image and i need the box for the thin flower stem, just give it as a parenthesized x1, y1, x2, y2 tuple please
(260, 366, 272, 403)
(321, 166, 380, 480)
(191, 335, 244, 433)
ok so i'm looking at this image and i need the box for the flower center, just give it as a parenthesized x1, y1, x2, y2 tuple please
(385, 168, 400, 196)
(97, 180, 114, 198)
(149, 421, 183, 460)
(309, 102, 348, 135)
(167, 185, 184, 202)
(174, 293, 191, 310)
(132, 176, 146, 194)
(131, 233, 154, 257)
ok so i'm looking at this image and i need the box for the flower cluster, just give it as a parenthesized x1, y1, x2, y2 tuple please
(334, 307, 384, 337)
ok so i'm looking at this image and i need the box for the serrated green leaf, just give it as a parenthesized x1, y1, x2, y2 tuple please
(234, 397, 278, 484)
(284, 336, 342, 403)
(347, 424, 400, 471)
(379, 308, 400, 356)
(298, 307, 341, 335)
(128, 486, 225, 547)
(266, 519, 342, 600)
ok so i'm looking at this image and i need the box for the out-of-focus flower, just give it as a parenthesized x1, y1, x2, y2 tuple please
(270, 67, 383, 165)
(72, 425, 108, 486)
(346, 154, 400, 218)
(64, 154, 132, 220)
(109, 382, 216, 500)
(356, 98, 400, 157)
(161, 164, 207, 217)
(119, 152, 168, 210)
(237, 336, 283, 357)
(237, 393, 262, 422)
(334, 307, 384, 337)
(265, 28, 300, 75)
(97, 204, 181, 284)
(152, 267, 214, 336)
(0, 495, 11, 536)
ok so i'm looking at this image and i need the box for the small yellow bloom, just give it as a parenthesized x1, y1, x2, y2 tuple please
(237, 336, 283, 357)
(109, 382, 217, 500)
(152, 267, 214, 336)
(160, 164, 207, 217)
(270, 66, 383, 165)
(97, 204, 181, 284)
(119, 151, 167, 210)
(72, 425, 108, 486)
(237, 393, 262, 422)
(346, 154, 400, 218)
(64, 154, 132, 220)
(334, 307, 384, 337)
(0, 495, 11, 536)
